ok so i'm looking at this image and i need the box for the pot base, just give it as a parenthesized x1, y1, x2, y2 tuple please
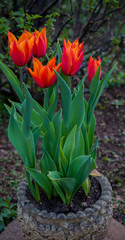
(17, 175, 112, 240)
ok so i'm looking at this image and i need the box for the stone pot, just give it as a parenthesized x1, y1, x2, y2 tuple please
(17, 175, 112, 240)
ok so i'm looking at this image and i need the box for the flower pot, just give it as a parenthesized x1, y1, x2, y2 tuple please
(17, 175, 112, 240)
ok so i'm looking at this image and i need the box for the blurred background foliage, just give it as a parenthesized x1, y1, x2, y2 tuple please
(0, 0, 125, 99)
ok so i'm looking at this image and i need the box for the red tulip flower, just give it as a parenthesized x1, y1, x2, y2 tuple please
(8, 31, 34, 66)
(25, 27, 47, 58)
(87, 56, 101, 83)
(27, 57, 61, 88)
(61, 39, 84, 76)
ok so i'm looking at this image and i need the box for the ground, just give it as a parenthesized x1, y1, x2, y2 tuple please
(0, 85, 125, 227)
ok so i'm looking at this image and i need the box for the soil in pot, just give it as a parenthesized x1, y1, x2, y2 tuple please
(26, 176, 101, 213)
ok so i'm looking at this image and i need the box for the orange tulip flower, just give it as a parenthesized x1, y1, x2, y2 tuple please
(27, 57, 61, 88)
(61, 39, 84, 76)
(87, 56, 101, 83)
(8, 31, 34, 66)
(25, 27, 47, 58)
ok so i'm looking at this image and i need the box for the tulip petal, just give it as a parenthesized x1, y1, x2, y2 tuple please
(27, 67, 44, 88)
(71, 51, 84, 76)
(79, 41, 84, 55)
(61, 46, 72, 75)
(50, 63, 62, 86)
(36, 36, 46, 57)
(11, 41, 25, 66)
(20, 39, 30, 64)
(33, 57, 43, 72)
(25, 35, 34, 62)
(8, 31, 17, 46)
(18, 32, 28, 44)
(40, 27, 47, 50)
(24, 30, 33, 39)
(39, 66, 51, 88)
(70, 48, 77, 75)
(47, 57, 56, 71)
(87, 59, 96, 82)
(32, 28, 47, 58)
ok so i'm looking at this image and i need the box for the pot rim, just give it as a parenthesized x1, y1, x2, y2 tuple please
(17, 174, 112, 220)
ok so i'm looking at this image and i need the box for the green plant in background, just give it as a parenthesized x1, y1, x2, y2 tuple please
(0, 197, 17, 233)
(10, 8, 42, 33)
(45, 12, 60, 51)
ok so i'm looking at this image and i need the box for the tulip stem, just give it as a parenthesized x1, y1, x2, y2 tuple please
(19, 67, 23, 90)
(67, 77, 71, 88)
(44, 88, 49, 111)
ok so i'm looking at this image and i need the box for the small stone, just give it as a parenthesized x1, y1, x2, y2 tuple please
(88, 216, 94, 223)
(95, 200, 106, 208)
(100, 195, 112, 202)
(46, 224, 50, 231)
(100, 208, 106, 215)
(98, 216, 104, 225)
(61, 222, 69, 229)
(84, 208, 94, 216)
(80, 222, 85, 230)
(51, 225, 57, 232)
(23, 212, 29, 220)
(57, 227, 62, 232)
(102, 186, 112, 192)
(32, 207, 39, 214)
(57, 213, 66, 219)
(102, 191, 112, 196)
(68, 223, 74, 230)
(21, 200, 30, 206)
(47, 212, 56, 219)
(76, 211, 86, 218)
(93, 204, 101, 214)
(38, 224, 45, 231)
(67, 212, 76, 219)
(17, 190, 24, 197)
(39, 210, 47, 217)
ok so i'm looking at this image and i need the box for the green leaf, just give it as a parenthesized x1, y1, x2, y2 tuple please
(59, 137, 69, 175)
(53, 109, 62, 164)
(8, 108, 29, 166)
(57, 40, 62, 63)
(48, 82, 58, 119)
(88, 65, 101, 110)
(72, 129, 85, 159)
(26, 171, 37, 201)
(82, 177, 91, 196)
(4, 103, 22, 123)
(8, 107, 36, 168)
(67, 155, 96, 195)
(69, 85, 84, 131)
(90, 138, 99, 160)
(88, 64, 116, 123)
(63, 125, 77, 161)
(48, 171, 76, 206)
(81, 122, 89, 155)
(0, 61, 24, 102)
(22, 85, 32, 137)
(53, 69, 71, 127)
(32, 124, 43, 152)
(88, 113, 96, 151)
(26, 168, 52, 199)
(39, 149, 57, 175)
(32, 99, 55, 156)
(78, 73, 87, 91)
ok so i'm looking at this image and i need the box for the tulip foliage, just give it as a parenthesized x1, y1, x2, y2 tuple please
(0, 31, 116, 206)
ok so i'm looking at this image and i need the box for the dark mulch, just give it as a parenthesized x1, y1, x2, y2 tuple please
(26, 177, 101, 213)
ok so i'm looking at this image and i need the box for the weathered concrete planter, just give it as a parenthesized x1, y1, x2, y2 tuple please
(17, 175, 112, 240)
